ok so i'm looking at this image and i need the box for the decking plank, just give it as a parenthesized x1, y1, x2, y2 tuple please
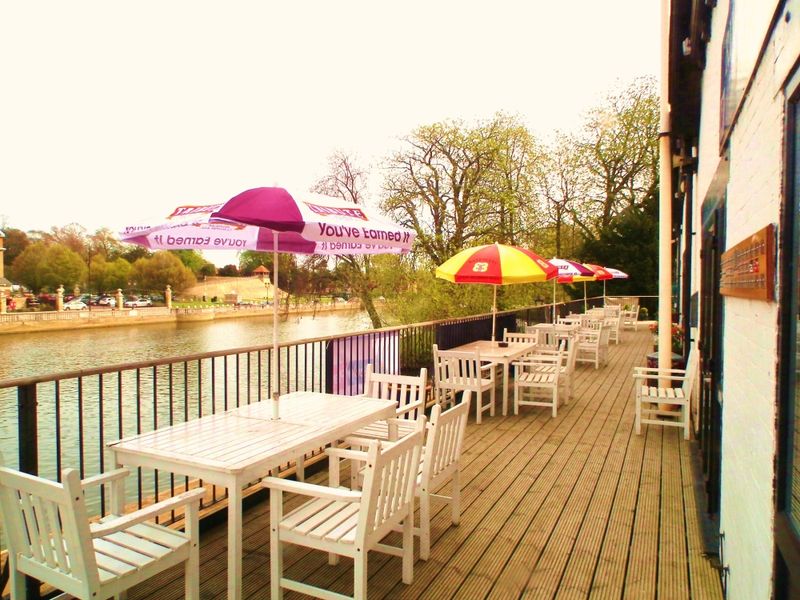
(679, 431, 724, 600)
(485, 338, 640, 599)
(659, 428, 690, 600)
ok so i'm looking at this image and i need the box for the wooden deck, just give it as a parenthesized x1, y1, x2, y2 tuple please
(130, 328, 723, 599)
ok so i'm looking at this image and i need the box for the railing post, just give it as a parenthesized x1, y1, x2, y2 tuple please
(17, 383, 40, 599)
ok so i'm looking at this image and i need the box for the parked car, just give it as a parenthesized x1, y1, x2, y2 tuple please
(97, 296, 116, 307)
(63, 300, 88, 311)
(124, 297, 151, 308)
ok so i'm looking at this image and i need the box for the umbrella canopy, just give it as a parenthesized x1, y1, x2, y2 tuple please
(583, 264, 614, 281)
(120, 187, 415, 419)
(435, 243, 556, 340)
(605, 267, 629, 279)
(548, 258, 596, 321)
(549, 258, 596, 284)
(579, 263, 615, 311)
(210, 187, 411, 253)
(598, 265, 628, 302)
(121, 198, 410, 256)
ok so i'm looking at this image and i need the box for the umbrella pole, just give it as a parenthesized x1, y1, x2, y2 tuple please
(603, 280, 607, 305)
(271, 232, 280, 419)
(584, 281, 588, 312)
(492, 285, 497, 342)
(552, 279, 557, 323)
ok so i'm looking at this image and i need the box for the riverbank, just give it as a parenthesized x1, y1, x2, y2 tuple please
(0, 301, 362, 336)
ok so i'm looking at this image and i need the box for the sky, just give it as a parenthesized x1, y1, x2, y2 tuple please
(0, 1, 659, 265)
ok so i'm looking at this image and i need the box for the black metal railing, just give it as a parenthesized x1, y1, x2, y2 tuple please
(0, 295, 656, 557)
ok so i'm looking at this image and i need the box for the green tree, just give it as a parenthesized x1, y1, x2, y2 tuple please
(171, 250, 216, 277)
(89, 255, 132, 293)
(574, 77, 659, 239)
(218, 264, 240, 277)
(382, 114, 541, 265)
(12, 242, 87, 292)
(534, 133, 588, 258)
(577, 190, 658, 297)
(119, 244, 152, 263)
(3, 227, 31, 278)
(132, 252, 196, 292)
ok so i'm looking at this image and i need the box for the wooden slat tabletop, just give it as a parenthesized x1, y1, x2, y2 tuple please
(128, 329, 723, 600)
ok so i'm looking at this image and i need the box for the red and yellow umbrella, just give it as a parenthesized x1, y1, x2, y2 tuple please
(436, 243, 557, 340)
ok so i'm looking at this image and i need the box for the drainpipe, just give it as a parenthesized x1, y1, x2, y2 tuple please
(681, 156, 694, 361)
(658, 0, 674, 376)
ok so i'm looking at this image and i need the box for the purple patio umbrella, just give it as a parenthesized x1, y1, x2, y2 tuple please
(121, 187, 415, 418)
(548, 258, 595, 321)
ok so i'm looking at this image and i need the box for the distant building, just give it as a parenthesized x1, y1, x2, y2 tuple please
(667, 2, 798, 598)
(252, 264, 270, 278)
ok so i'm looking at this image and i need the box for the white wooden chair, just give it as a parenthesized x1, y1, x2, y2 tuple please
(554, 334, 579, 401)
(433, 344, 495, 423)
(622, 306, 640, 331)
(502, 329, 538, 346)
(512, 345, 564, 418)
(633, 350, 698, 440)
(0, 460, 204, 600)
(263, 424, 425, 600)
(605, 314, 622, 345)
(576, 327, 601, 369)
(349, 364, 427, 441)
(340, 394, 471, 561)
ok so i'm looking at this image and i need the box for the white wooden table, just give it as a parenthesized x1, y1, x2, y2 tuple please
(108, 391, 396, 600)
(449, 340, 537, 416)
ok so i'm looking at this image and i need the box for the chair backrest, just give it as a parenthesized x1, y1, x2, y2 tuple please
(531, 326, 560, 349)
(422, 391, 471, 487)
(577, 327, 601, 348)
(0, 463, 99, 597)
(359, 424, 425, 546)
(604, 315, 621, 334)
(433, 345, 485, 389)
(598, 323, 611, 346)
(583, 318, 602, 330)
(563, 334, 578, 373)
(363, 364, 427, 420)
(503, 329, 538, 345)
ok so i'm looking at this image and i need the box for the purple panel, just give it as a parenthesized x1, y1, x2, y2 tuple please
(253, 228, 317, 253)
(211, 187, 305, 233)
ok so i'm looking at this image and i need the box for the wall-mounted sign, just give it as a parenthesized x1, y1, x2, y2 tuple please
(720, 224, 775, 301)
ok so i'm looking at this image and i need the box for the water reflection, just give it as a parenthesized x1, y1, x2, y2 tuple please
(0, 309, 371, 381)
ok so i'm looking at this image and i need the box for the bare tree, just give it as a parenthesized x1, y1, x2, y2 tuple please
(312, 151, 383, 328)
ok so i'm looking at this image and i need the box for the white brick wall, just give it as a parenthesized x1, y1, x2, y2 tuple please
(692, 2, 790, 598)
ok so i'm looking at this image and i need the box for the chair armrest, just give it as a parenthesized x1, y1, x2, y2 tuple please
(633, 366, 687, 377)
(90, 487, 205, 538)
(479, 363, 495, 376)
(81, 468, 130, 491)
(513, 355, 561, 367)
(396, 399, 424, 418)
(326, 446, 370, 461)
(632, 369, 687, 383)
(261, 476, 361, 502)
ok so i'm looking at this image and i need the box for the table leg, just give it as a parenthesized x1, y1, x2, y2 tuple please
(110, 455, 124, 515)
(228, 481, 243, 600)
(503, 361, 510, 416)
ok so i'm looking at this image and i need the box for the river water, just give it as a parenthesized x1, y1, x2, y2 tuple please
(1, 309, 372, 381)
(0, 309, 373, 530)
